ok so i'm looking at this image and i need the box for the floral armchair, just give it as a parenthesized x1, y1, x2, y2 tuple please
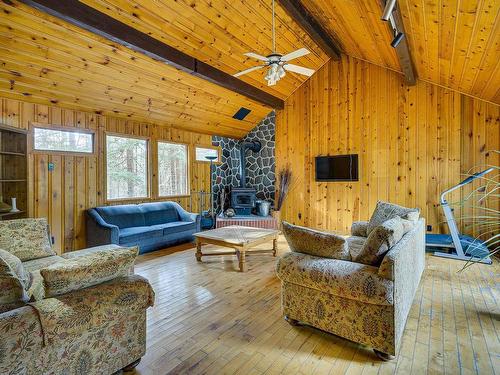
(0, 218, 155, 375)
(276, 202, 425, 359)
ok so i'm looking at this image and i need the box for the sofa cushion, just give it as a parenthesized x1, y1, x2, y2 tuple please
(347, 236, 366, 259)
(354, 217, 406, 266)
(95, 205, 145, 229)
(367, 201, 419, 235)
(351, 221, 369, 237)
(0, 249, 30, 309)
(40, 247, 139, 297)
(140, 202, 179, 226)
(162, 221, 197, 235)
(0, 218, 56, 261)
(276, 252, 394, 306)
(282, 221, 350, 260)
(119, 226, 164, 243)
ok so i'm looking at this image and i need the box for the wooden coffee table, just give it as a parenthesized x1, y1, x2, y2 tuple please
(193, 225, 279, 272)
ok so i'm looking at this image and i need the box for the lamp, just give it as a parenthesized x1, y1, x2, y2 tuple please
(391, 32, 405, 48)
(381, 0, 396, 21)
(205, 155, 218, 228)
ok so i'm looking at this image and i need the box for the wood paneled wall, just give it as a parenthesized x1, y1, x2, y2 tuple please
(0, 97, 213, 253)
(276, 56, 499, 236)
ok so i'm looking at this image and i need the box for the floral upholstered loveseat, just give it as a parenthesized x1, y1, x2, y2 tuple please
(276, 202, 425, 359)
(0, 218, 155, 375)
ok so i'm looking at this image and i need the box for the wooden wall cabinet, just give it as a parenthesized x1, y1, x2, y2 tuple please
(0, 125, 28, 220)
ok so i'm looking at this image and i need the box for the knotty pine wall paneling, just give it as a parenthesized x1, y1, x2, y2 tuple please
(0, 97, 213, 253)
(276, 56, 499, 236)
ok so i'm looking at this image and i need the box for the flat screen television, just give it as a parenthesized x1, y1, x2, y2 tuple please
(315, 154, 359, 181)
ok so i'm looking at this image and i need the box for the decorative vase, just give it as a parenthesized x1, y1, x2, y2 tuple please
(272, 210, 282, 230)
(10, 197, 20, 213)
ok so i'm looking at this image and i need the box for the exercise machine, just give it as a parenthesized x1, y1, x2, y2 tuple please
(426, 168, 494, 264)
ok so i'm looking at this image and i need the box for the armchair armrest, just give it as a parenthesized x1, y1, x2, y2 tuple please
(28, 275, 154, 346)
(40, 247, 138, 297)
(351, 221, 369, 237)
(86, 208, 120, 247)
(0, 306, 43, 373)
(378, 218, 426, 281)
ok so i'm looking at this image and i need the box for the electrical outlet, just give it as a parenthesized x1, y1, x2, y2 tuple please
(427, 225, 432, 232)
(51, 236, 55, 245)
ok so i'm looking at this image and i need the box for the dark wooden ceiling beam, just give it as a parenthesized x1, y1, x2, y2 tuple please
(18, 0, 285, 109)
(277, 0, 342, 60)
(381, 1, 417, 85)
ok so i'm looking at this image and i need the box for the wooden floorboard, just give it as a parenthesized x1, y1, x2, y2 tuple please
(129, 236, 499, 375)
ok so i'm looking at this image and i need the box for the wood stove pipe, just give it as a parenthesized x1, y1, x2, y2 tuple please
(239, 140, 261, 188)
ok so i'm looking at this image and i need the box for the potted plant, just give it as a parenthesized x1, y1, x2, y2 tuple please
(455, 153, 499, 271)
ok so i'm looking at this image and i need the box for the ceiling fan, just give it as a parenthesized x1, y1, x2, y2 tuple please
(233, 0, 315, 86)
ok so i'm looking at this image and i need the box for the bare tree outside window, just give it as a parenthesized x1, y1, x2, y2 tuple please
(106, 135, 148, 200)
(33, 128, 93, 153)
(158, 142, 188, 197)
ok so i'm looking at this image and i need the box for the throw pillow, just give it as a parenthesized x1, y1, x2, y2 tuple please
(367, 201, 420, 235)
(0, 218, 55, 261)
(353, 216, 405, 266)
(282, 221, 350, 260)
(0, 248, 31, 308)
(351, 221, 369, 237)
(40, 246, 138, 297)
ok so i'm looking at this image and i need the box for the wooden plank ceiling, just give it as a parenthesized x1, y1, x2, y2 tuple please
(299, 0, 500, 105)
(0, 1, 329, 138)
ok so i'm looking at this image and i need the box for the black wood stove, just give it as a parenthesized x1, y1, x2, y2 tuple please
(231, 140, 261, 215)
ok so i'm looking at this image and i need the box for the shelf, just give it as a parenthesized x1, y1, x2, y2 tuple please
(0, 211, 24, 217)
(0, 151, 26, 156)
(0, 179, 27, 183)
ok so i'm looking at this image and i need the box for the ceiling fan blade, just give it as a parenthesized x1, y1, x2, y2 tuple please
(284, 64, 315, 77)
(244, 52, 269, 61)
(233, 65, 266, 78)
(281, 48, 310, 62)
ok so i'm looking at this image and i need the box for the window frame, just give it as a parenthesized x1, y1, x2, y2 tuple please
(194, 145, 221, 164)
(156, 140, 190, 198)
(104, 132, 151, 202)
(30, 123, 96, 156)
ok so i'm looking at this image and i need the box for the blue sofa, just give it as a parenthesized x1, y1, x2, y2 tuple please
(86, 202, 201, 253)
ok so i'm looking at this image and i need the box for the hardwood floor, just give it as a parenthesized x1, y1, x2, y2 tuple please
(130, 236, 499, 375)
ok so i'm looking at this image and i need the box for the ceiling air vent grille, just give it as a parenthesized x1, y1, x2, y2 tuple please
(232, 107, 251, 120)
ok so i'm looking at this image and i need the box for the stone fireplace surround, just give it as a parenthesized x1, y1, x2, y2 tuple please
(212, 111, 275, 214)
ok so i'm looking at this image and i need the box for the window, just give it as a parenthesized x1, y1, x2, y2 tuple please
(106, 135, 148, 200)
(33, 127, 93, 154)
(158, 142, 188, 197)
(195, 146, 219, 162)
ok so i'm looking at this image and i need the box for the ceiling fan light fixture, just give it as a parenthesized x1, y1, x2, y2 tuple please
(232, 0, 315, 85)
(264, 63, 285, 86)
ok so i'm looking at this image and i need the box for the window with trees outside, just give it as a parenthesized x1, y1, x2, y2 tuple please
(33, 127, 94, 154)
(158, 142, 188, 197)
(195, 146, 219, 162)
(106, 135, 148, 200)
